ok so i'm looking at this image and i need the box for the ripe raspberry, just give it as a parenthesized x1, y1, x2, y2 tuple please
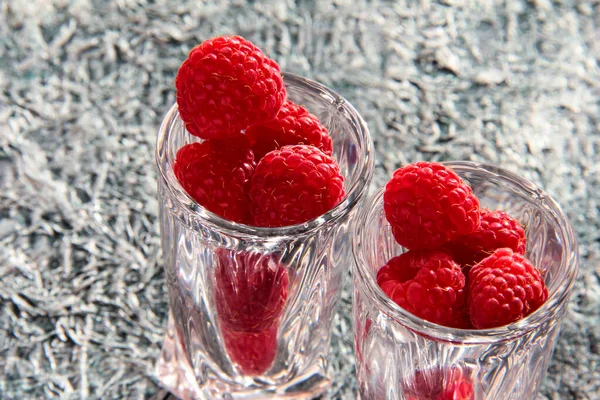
(444, 209, 526, 268)
(376, 250, 467, 328)
(173, 139, 255, 224)
(384, 162, 481, 250)
(249, 145, 345, 227)
(246, 100, 333, 160)
(221, 326, 278, 375)
(405, 367, 474, 400)
(468, 248, 548, 329)
(175, 36, 286, 139)
(214, 249, 289, 333)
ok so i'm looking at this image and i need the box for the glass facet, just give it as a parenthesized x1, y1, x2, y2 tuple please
(155, 74, 373, 399)
(352, 162, 578, 400)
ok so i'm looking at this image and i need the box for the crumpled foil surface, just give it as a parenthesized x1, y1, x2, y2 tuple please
(1, 0, 599, 399)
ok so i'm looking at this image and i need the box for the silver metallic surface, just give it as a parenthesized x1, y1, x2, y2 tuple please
(1, 0, 599, 399)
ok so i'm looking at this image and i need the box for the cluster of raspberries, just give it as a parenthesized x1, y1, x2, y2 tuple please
(173, 35, 344, 227)
(173, 35, 347, 376)
(378, 162, 548, 329)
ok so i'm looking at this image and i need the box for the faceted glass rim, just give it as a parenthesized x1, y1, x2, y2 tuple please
(156, 72, 374, 239)
(352, 161, 580, 344)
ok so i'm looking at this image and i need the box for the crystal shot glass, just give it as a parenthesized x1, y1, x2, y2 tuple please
(155, 73, 374, 399)
(352, 161, 578, 400)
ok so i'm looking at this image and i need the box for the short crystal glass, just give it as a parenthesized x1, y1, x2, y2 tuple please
(155, 73, 373, 399)
(352, 162, 578, 400)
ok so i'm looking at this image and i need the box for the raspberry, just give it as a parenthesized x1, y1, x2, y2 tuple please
(384, 162, 481, 250)
(246, 100, 333, 160)
(175, 36, 286, 139)
(444, 209, 526, 268)
(221, 326, 278, 375)
(214, 249, 289, 375)
(214, 249, 289, 333)
(173, 139, 255, 224)
(376, 250, 467, 328)
(468, 248, 548, 329)
(249, 145, 345, 227)
(405, 367, 474, 400)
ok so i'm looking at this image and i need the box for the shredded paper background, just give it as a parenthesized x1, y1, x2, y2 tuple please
(1, 0, 599, 399)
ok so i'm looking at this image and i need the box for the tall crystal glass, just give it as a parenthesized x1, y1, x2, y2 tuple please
(352, 161, 578, 400)
(155, 73, 374, 399)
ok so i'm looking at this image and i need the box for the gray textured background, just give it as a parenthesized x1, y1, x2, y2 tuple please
(1, 0, 599, 399)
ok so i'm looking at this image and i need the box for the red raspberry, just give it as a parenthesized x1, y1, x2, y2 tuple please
(175, 36, 286, 139)
(214, 249, 289, 333)
(468, 248, 548, 329)
(221, 326, 278, 375)
(444, 209, 526, 268)
(249, 145, 345, 227)
(384, 162, 481, 250)
(214, 249, 289, 375)
(246, 100, 333, 160)
(173, 139, 255, 224)
(405, 367, 474, 400)
(376, 250, 467, 328)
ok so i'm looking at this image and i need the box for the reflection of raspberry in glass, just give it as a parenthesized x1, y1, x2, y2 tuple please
(405, 367, 475, 400)
(220, 328, 279, 376)
(213, 249, 289, 375)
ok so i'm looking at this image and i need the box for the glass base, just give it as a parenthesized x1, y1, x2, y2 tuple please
(156, 312, 332, 400)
